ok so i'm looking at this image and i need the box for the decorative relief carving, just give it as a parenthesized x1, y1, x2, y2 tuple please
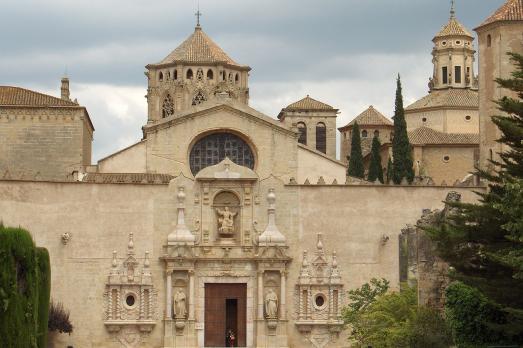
(103, 233, 157, 337)
(294, 233, 344, 344)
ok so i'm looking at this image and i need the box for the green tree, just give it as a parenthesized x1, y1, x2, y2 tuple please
(367, 135, 384, 183)
(0, 225, 51, 348)
(445, 282, 514, 348)
(348, 122, 365, 178)
(392, 75, 414, 184)
(426, 53, 523, 345)
(343, 281, 452, 348)
(386, 156, 393, 184)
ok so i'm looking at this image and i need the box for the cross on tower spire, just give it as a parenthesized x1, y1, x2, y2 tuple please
(195, 1, 202, 27)
(450, 0, 456, 19)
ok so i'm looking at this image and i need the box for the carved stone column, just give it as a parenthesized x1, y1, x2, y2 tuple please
(280, 271, 286, 320)
(257, 270, 264, 319)
(188, 270, 195, 320)
(165, 270, 173, 319)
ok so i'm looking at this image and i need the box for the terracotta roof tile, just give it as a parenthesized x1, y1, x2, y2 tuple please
(340, 106, 392, 129)
(434, 17, 473, 38)
(478, 0, 523, 28)
(284, 95, 335, 111)
(405, 88, 478, 111)
(0, 86, 78, 107)
(158, 26, 247, 68)
(82, 173, 174, 184)
(408, 127, 479, 145)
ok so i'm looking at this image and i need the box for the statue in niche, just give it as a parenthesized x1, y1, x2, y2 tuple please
(265, 289, 278, 319)
(216, 206, 237, 236)
(173, 289, 187, 319)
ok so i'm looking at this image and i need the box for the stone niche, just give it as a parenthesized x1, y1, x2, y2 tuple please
(294, 233, 344, 348)
(103, 233, 158, 347)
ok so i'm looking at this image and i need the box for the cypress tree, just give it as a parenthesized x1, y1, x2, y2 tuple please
(386, 157, 393, 184)
(391, 75, 414, 184)
(367, 135, 384, 183)
(427, 53, 523, 344)
(348, 122, 365, 178)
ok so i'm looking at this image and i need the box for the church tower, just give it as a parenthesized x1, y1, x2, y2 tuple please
(145, 21, 251, 124)
(405, 3, 479, 135)
(475, 0, 523, 170)
(430, 2, 477, 91)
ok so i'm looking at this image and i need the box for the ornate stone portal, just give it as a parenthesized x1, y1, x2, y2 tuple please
(294, 234, 344, 348)
(103, 233, 158, 347)
(160, 158, 291, 348)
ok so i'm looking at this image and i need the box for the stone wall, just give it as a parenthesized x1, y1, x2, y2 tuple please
(0, 106, 93, 181)
(0, 180, 481, 347)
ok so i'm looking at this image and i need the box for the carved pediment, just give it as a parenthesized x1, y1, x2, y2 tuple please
(195, 157, 258, 181)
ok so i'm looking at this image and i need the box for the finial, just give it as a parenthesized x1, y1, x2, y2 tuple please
(450, 0, 455, 19)
(195, 0, 202, 27)
(128, 233, 134, 255)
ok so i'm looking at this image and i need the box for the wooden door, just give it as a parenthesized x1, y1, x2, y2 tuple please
(204, 283, 247, 347)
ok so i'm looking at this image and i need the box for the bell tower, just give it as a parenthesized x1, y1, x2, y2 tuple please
(145, 20, 251, 124)
(430, 1, 477, 91)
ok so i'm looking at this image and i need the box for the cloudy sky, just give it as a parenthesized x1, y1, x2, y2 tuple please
(0, 0, 505, 161)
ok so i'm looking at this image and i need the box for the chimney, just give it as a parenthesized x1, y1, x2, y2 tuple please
(61, 76, 70, 101)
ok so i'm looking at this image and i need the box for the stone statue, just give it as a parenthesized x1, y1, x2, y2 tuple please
(173, 289, 187, 319)
(265, 289, 278, 319)
(217, 206, 237, 235)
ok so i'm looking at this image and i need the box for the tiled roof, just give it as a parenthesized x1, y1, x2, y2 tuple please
(0, 86, 78, 107)
(284, 95, 335, 111)
(82, 173, 174, 184)
(340, 106, 392, 129)
(158, 26, 247, 68)
(478, 0, 523, 28)
(434, 17, 473, 38)
(405, 88, 478, 111)
(408, 127, 479, 145)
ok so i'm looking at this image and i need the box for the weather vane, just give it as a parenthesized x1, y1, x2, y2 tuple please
(195, 0, 202, 27)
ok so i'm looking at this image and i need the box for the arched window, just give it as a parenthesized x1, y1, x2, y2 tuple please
(221, 71, 226, 81)
(487, 34, 492, 47)
(192, 90, 207, 105)
(166, 71, 171, 80)
(162, 94, 175, 118)
(316, 122, 326, 154)
(235, 73, 239, 84)
(159, 72, 164, 81)
(362, 130, 368, 138)
(196, 68, 204, 81)
(186, 69, 193, 80)
(189, 132, 255, 175)
(174, 69, 178, 80)
(207, 69, 214, 80)
(374, 130, 380, 138)
(297, 122, 307, 145)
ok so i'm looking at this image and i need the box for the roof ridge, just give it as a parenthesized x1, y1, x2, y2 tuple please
(477, 0, 523, 28)
(340, 105, 392, 128)
(0, 86, 78, 107)
(434, 16, 473, 38)
(284, 95, 335, 111)
(157, 26, 247, 68)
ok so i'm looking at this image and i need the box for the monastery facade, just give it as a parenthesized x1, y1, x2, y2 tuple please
(0, 1, 522, 347)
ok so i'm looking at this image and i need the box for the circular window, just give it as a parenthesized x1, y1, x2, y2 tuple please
(189, 132, 255, 175)
(313, 293, 327, 310)
(422, 117, 427, 122)
(456, 40, 461, 45)
(125, 294, 136, 307)
(442, 41, 447, 46)
(443, 155, 450, 163)
(465, 115, 472, 121)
